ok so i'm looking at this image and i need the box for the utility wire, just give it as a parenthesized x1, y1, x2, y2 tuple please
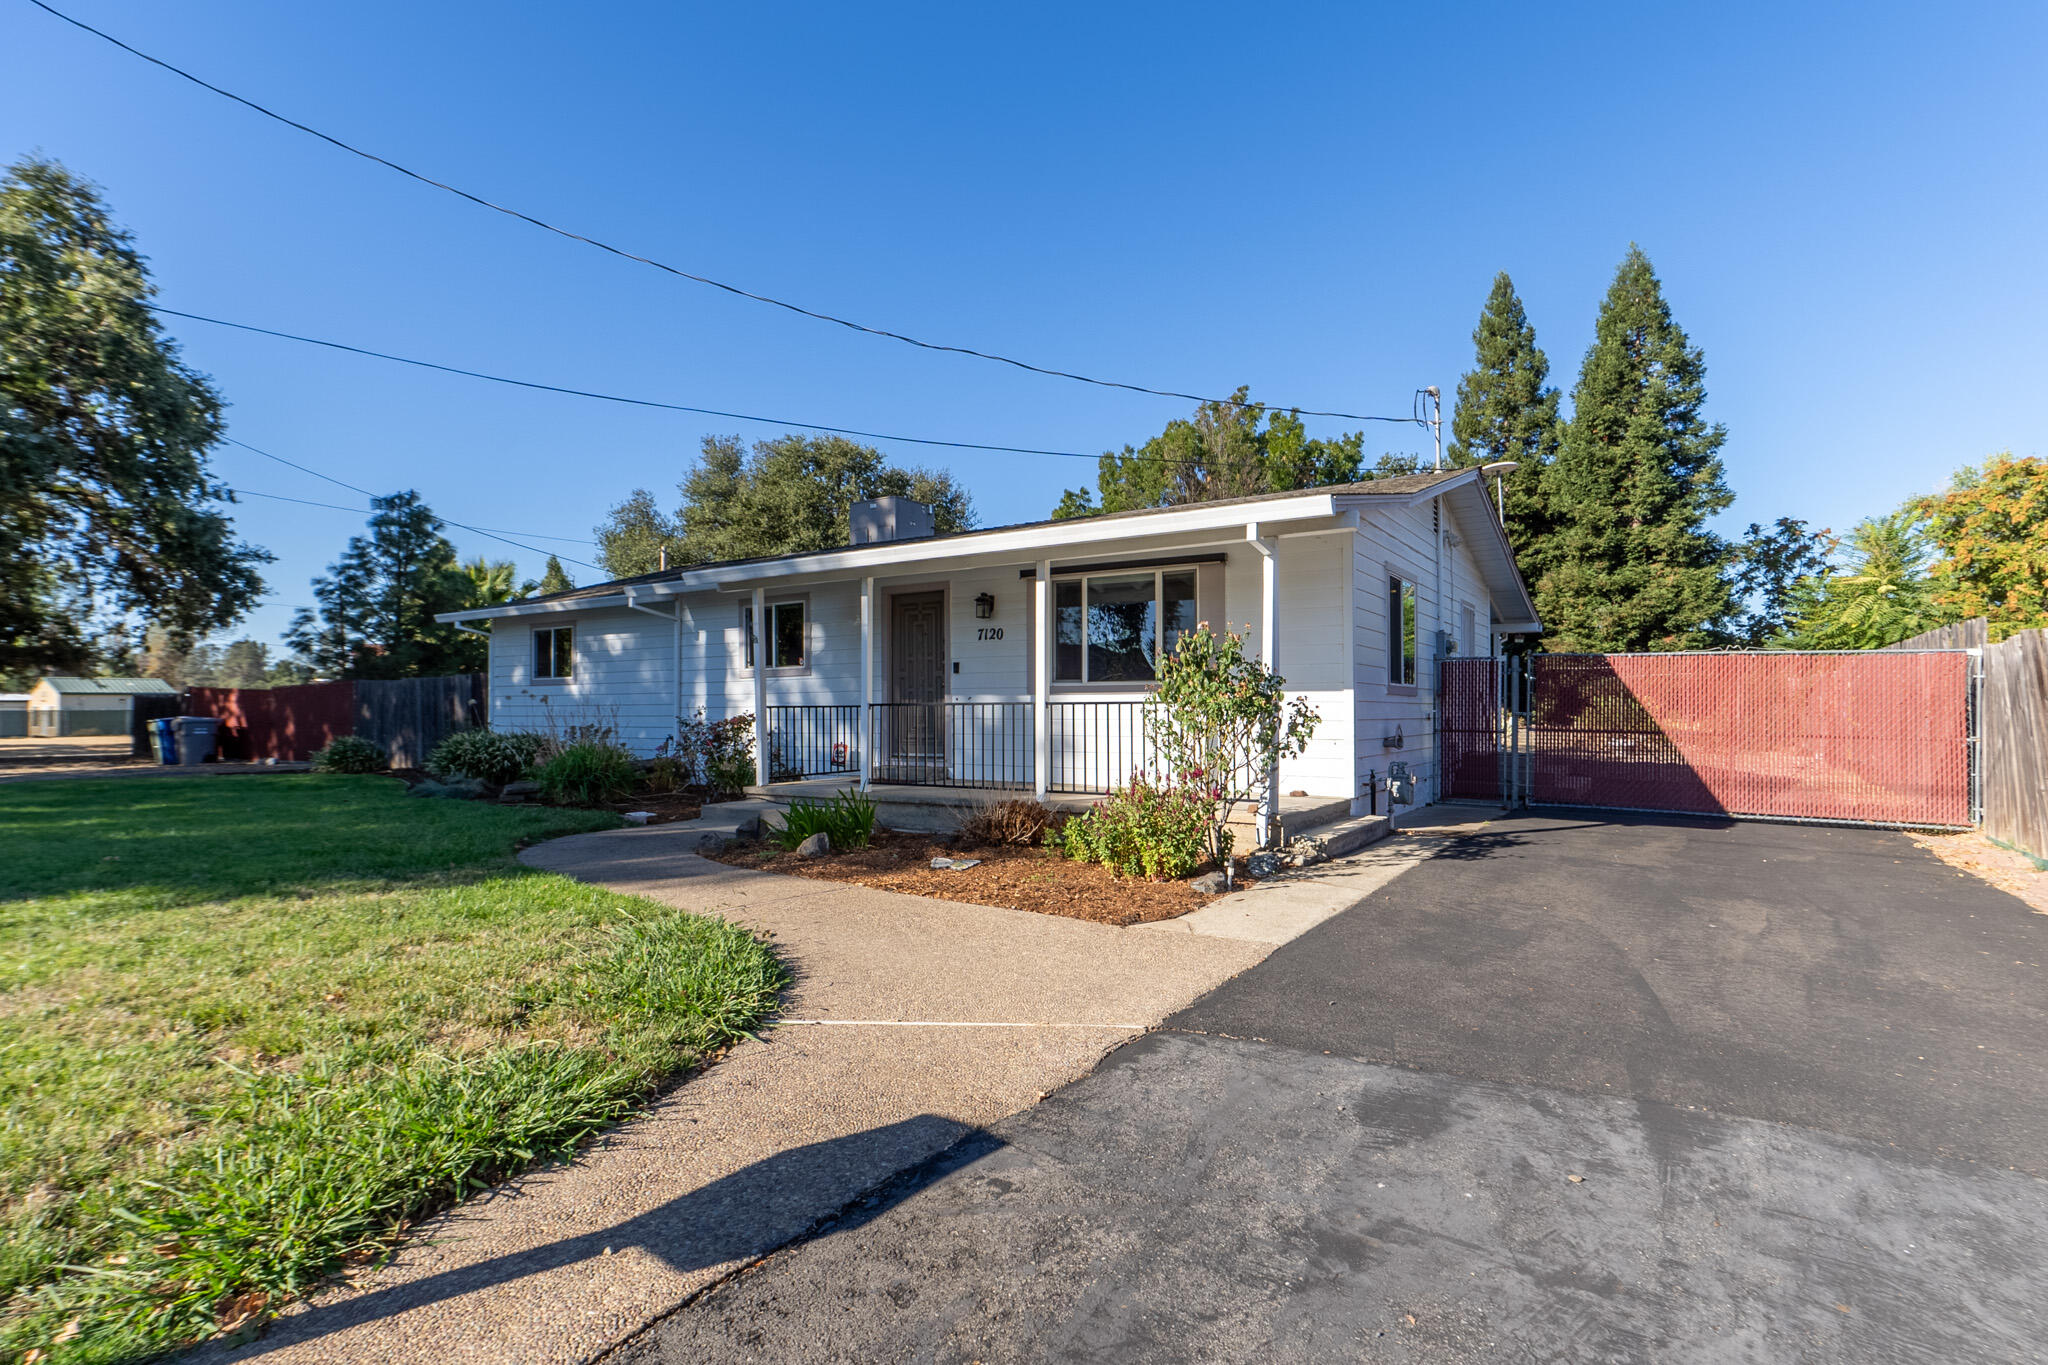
(222, 440, 604, 570)
(29, 0, 1421, 424)
(223, 438, 598, 543)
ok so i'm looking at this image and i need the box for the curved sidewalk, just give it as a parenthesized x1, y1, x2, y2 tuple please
(193, 823, 1303, 1365)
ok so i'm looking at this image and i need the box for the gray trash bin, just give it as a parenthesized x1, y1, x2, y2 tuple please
(171, 716, 220, 766)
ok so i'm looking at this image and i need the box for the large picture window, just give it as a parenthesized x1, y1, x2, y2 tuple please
(1054, 569, 1198, 684)
(1388, 576, 1417, 687)
(744, 600, 807, 671)
(533, 624, 573, 681)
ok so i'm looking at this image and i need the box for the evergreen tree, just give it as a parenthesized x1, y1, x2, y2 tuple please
(1538, 247, 1735, 651)
(537, 555, 574, 594)
(286, 492, 472, 677)
(1053, 387, 1364, 519)
(1446, 272, 1561, 560)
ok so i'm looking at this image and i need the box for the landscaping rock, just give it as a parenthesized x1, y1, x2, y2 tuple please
(1246, 851, 1283, 877)
(501, 780, 540, 796)
(1189, 871, 1230, 894)
(928, 857, 982, 871)
(1284, 835, 1330, 868)
(622, 811, 655, 826)
(795, 832, 832, 857)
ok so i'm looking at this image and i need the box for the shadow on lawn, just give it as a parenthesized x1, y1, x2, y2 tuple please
(207, 1115, 999, 1361)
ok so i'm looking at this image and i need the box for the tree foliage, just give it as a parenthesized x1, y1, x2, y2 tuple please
(286, 492, 478, 677)
(1779, 511, 1949, 649)
(537, 555, 574, 595)
(1725, 517, 1831, 647)
(1, 156, 268, 674)
(1053, 388, 1366, 519)
(1915, 452, 2048, 640)
(1537, 246, 1735, 651)
(595, 434, 975, 578)
(1446, 272, 1562, 558)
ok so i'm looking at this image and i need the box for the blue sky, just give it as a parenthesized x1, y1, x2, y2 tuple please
(7, 1, 2044, 651)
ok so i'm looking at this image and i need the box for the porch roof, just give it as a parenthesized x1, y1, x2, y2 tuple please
(437, 468, 1541, 631)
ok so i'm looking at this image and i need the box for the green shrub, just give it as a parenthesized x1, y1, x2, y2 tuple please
(1057, 777, 1215, 880)
(766, 790, 877, 850)
(309, 736, 384, 774)
(427, 729, 546, 786)
(533, 741, 638, 806)
(642, 754, 687, 793)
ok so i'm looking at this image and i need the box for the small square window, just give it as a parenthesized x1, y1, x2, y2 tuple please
(744, 601, 807, 671)
(534, 625, 573, 681)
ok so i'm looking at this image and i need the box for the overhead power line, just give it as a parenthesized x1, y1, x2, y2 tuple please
(223, 438, 598, 544)
(222, 438, 604, 569)
(30, 0, 1420, 424)
(156, 300, 1111, 460)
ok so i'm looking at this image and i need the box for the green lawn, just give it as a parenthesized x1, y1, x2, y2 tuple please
(0, 775, 785, 1363)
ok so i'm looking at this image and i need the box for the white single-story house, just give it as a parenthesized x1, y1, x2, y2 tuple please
(437, 468, 1540, 832)
(26, 676, 178, 737)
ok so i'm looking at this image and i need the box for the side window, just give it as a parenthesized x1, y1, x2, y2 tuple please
(533, 624, 573, 681)
(1388, 577, 1416, 687)
(743, 601, 808, 671)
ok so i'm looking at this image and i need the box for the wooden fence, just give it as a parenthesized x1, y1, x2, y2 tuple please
(185, 675, 483, 767)
(1890, 620, 2047, 862)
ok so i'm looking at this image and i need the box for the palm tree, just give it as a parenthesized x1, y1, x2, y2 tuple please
(1780, 511, 1948, 649)
(457, 556, 523, 610)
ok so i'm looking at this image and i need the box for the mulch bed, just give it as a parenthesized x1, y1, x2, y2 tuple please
(610, 792, 705, 823)
(708, 828, 1223, 927)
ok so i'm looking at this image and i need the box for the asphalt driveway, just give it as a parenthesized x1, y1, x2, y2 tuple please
(612, 811, 2048, 1363)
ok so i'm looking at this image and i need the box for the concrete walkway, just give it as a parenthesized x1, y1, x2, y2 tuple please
(196, 822, 1437, 1365)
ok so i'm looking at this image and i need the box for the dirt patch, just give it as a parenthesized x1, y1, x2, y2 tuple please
(708, 829, 1221, 927)
(606, 792, 705, 824)
(1912, 830, 2048, 915)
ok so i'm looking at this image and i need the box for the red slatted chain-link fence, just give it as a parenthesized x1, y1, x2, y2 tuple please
(1439, 650, 1975, 828)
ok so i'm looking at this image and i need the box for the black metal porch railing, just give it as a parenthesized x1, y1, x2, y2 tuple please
(762, 704, 863, 780)
(868, 702, 1034, 789)
(1045, 700, 1153, 793)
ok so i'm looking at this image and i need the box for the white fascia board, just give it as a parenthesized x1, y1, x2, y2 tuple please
(633, 492, 1343, 595)
(435, 593, 628, 625)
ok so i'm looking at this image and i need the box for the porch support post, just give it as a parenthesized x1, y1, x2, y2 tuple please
(1033, 560, 1051, 802)
(750, 585, 768, 787)
(1249, 523, 1279, 848)
(860, 576, 874, 791)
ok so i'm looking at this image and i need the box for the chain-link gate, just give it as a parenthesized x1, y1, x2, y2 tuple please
(1439, 650, 1977, 828)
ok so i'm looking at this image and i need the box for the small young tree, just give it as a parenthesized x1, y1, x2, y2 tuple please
(1148, 625, 1318, 885)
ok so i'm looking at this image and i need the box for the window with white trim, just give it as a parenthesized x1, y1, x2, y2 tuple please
(1053, 569, 1198, 684)
(533, 624, 573, 681)
(743, 600, 807, 671)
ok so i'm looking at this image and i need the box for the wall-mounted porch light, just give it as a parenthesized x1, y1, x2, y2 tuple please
(973, 592, 995, 619)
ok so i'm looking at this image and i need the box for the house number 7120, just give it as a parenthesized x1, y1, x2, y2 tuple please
(976, 627, 1004, 641)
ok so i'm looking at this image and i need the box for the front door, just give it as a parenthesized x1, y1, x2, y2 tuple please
(889, 592, 947, 771)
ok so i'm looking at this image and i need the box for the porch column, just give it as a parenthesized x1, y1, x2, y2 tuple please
(859, 576, 874, 791)
(1033, 560, 1051, 802)
(750, 585, 768, 787)
(1249, 523, 1279, 847)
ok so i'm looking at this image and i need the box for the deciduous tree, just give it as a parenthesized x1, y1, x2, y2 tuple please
(1916, 452, 2048, 640)
(1053, 388, 1365, 519)
(1, 156, 268, 674)
(1725, 517, 1831, 646)
(1780, 512, 1948, 649)
(595, 434, 975, 576)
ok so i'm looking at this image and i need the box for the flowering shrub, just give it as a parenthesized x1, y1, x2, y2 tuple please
(1056, 777, 1213, 880)
(1150, 625, 1318, 882)
(665, 712, 757, 797)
